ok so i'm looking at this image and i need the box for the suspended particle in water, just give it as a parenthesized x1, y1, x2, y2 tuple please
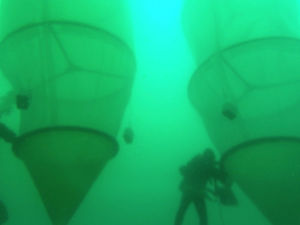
(222, 102, 238, 120)
(16, 94, 30, 110)
(123, 127, 134, 144)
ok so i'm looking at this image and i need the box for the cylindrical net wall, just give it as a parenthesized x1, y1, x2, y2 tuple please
(0, 1, 135, 225)
(184, 0, 300, 224)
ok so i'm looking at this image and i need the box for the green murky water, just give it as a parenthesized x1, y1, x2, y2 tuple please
(1, 0, 300, 225)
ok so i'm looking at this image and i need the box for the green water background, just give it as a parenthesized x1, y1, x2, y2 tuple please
(0, 0, 272, 224)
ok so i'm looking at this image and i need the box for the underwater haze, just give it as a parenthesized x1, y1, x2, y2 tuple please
(0, 0, 295, 225)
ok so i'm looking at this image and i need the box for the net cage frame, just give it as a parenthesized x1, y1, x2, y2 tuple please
(0, 19, 136, 95)
(188, 36, 300, 107)
(12, 126, 119, 157)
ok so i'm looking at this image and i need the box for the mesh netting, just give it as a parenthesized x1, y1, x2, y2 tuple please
(184, 1, 300, 224)
(0, 1, 135, 225)
(0, 20, 135, 136)
(188, 37, 300, 153)
(13, 127, 118, 225)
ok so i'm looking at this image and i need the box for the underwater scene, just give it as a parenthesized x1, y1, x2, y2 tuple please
(0, 0, 300, 225)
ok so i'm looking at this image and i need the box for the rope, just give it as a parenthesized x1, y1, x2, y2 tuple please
(217, 197, 225, 225)
(213, 178, 226, 225)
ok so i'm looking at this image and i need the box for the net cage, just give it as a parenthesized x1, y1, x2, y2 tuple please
(183, 0, 300, 224)
(0, 1, 135, 225)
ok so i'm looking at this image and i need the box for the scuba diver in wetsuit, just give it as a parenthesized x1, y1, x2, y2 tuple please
(174, 148, 230, 225)
(0, 91, 28, 143)
(0, 123, 16, 225)
(0, 92, 27, 224)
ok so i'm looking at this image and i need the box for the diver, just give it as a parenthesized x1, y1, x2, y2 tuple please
(0, 123, 16, 143)
(174, 148, 229, 225)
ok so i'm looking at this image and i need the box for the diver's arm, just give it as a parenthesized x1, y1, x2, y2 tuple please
(205, 187, 218, 201)
(211, 163, 233, 186)
(217, 169, 233, 187)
